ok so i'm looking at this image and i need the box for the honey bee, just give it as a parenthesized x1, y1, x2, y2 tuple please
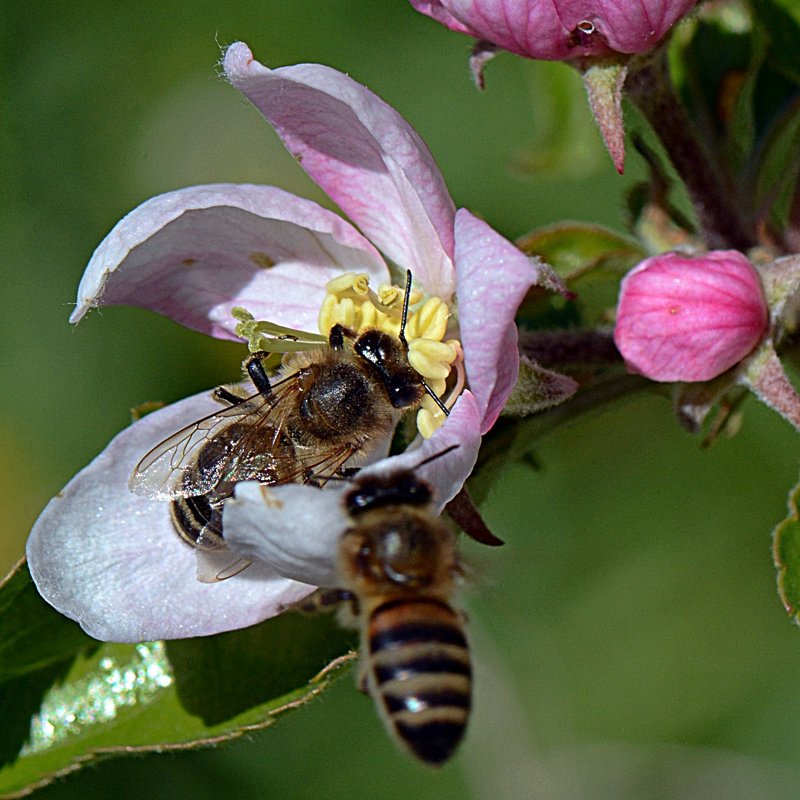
(323, 457, 471, 766)
(129, 271, 449, 580)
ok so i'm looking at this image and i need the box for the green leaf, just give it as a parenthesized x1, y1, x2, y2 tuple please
(0, 560, 92, 684)
(516, 222, 645, 328)
(758, 0, 800, 84)
(0, 560, 95, 772)
(753, 97, 800, 238)
(773, 476, 800, 625)
(166, 612, 356, 726)
(0, 595, 356, 797)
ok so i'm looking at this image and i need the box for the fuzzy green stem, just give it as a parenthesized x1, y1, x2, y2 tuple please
(626, 49, 754, 251)
(741, 342, 800, 432)
(517, 329, 622, 367)
(478, 370, 651, 472)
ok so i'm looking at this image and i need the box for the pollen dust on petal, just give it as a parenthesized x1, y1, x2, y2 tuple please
(250, 251, 276, 269)
(181, 258, 198, 266)
(259, 485, 284, 509)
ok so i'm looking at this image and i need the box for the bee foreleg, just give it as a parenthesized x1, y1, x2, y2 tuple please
(213, 386, 247, 406)
(293, 588, 355, 614)
(245, 352, 274, 398)
(328, 324, 346, 351)
(356, 662, 370, 695)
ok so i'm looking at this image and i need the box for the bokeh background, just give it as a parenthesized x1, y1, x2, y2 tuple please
(4, 2, 800, 798)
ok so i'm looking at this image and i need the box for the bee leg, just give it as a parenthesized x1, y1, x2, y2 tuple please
(356, 662, 371, 695)
(213, 386, 246, 406)
(336, 466, 361, 478)
(245, 352, 274, 398)
(303, 468, 324, 488)
(328, 324, 346, 351)
(293, 588, 354, 614)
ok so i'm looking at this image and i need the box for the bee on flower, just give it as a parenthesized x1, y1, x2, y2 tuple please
(27, 42, 560, 643)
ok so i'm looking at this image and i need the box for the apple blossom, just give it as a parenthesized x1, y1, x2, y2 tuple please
(410, 1, 699, 174)
(27, 43, 554, 643)
(613, 250, 769, 382)
(409, 0, 699, 63)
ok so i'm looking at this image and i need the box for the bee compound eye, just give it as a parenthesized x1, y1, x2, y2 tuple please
(389, 381, 422, 409)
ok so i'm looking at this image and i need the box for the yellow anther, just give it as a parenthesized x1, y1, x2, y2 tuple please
(415, 297, 450, 341)
(417, 407, 446, 439)
(358, 300, 377, 331)
(316, 271, 462, 437)
(325, 272, 370, 299)
(317, 294, 339, 336)
(337, 297, 358, 329)
(377, 284, 404, 310)
(426, 377, 447, 399)
(379, 314, 402, 339)
(408, 339, 457, 381)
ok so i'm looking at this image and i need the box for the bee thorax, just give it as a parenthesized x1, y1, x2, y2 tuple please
(295, 362, 394, 444)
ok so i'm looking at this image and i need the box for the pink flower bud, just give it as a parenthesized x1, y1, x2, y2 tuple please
(410, 0, 698, 62)
(613, 251, 769, 382)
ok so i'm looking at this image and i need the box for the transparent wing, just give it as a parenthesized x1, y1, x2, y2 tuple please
(194, 529, 252, 583)
(129, 375, 300, 501)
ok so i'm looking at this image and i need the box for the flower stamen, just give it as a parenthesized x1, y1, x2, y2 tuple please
(234, 274, 463, 438)
(416, 340, 465, 438)
(319, 273, 463, 437)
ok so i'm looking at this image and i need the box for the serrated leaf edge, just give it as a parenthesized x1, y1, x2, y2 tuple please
(0, 650, 357, 800)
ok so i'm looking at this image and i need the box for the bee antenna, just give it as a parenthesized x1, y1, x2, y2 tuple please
(421, 379, 450, 417)
(399, 269, 413, 350)
(414, 443, 459, 470)
(398, 271, 450, 419)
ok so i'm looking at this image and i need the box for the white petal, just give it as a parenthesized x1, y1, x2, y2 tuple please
(222, 391, 482, 590)
(26, 390, 314, 642)
(72, 183, 389, 338)
(223, 482, 347, 588)
(455, 209, 540, 432)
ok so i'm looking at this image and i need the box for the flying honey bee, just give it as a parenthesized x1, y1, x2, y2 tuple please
(129, 271, 450, 580)
(316, 454, 471, 766)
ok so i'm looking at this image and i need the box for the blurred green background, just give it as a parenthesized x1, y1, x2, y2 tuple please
(4, 1, 800, 798)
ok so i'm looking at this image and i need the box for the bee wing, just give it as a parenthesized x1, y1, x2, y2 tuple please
(129, 375, 299, 500)
(291, 442, 361, 485)
(194, 529, 252, 583)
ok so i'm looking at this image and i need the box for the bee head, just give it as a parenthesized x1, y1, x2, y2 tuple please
(345, 472, 432, 515)
(353, 330, 425, 410)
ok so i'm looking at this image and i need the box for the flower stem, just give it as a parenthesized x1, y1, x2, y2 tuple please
(517, 329, 622, 367)
(741, 342, 800, 432)
(626, 49, 754, 251)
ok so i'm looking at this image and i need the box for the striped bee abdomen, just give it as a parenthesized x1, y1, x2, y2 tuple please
(367, 597, 471, 766)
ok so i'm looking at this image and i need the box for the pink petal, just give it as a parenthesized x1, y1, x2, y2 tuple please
(224, 43, 456, 300)
(410, 0, 476, 34)
(72, 184, 389, 338)
(363, 390, 482, 511)
(455, 209, 540, 432)
(223, 391, 481, 587)
(411, 0, 698, 60)
(26, 390, 314, 642)
(614, 250, 769, 382)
